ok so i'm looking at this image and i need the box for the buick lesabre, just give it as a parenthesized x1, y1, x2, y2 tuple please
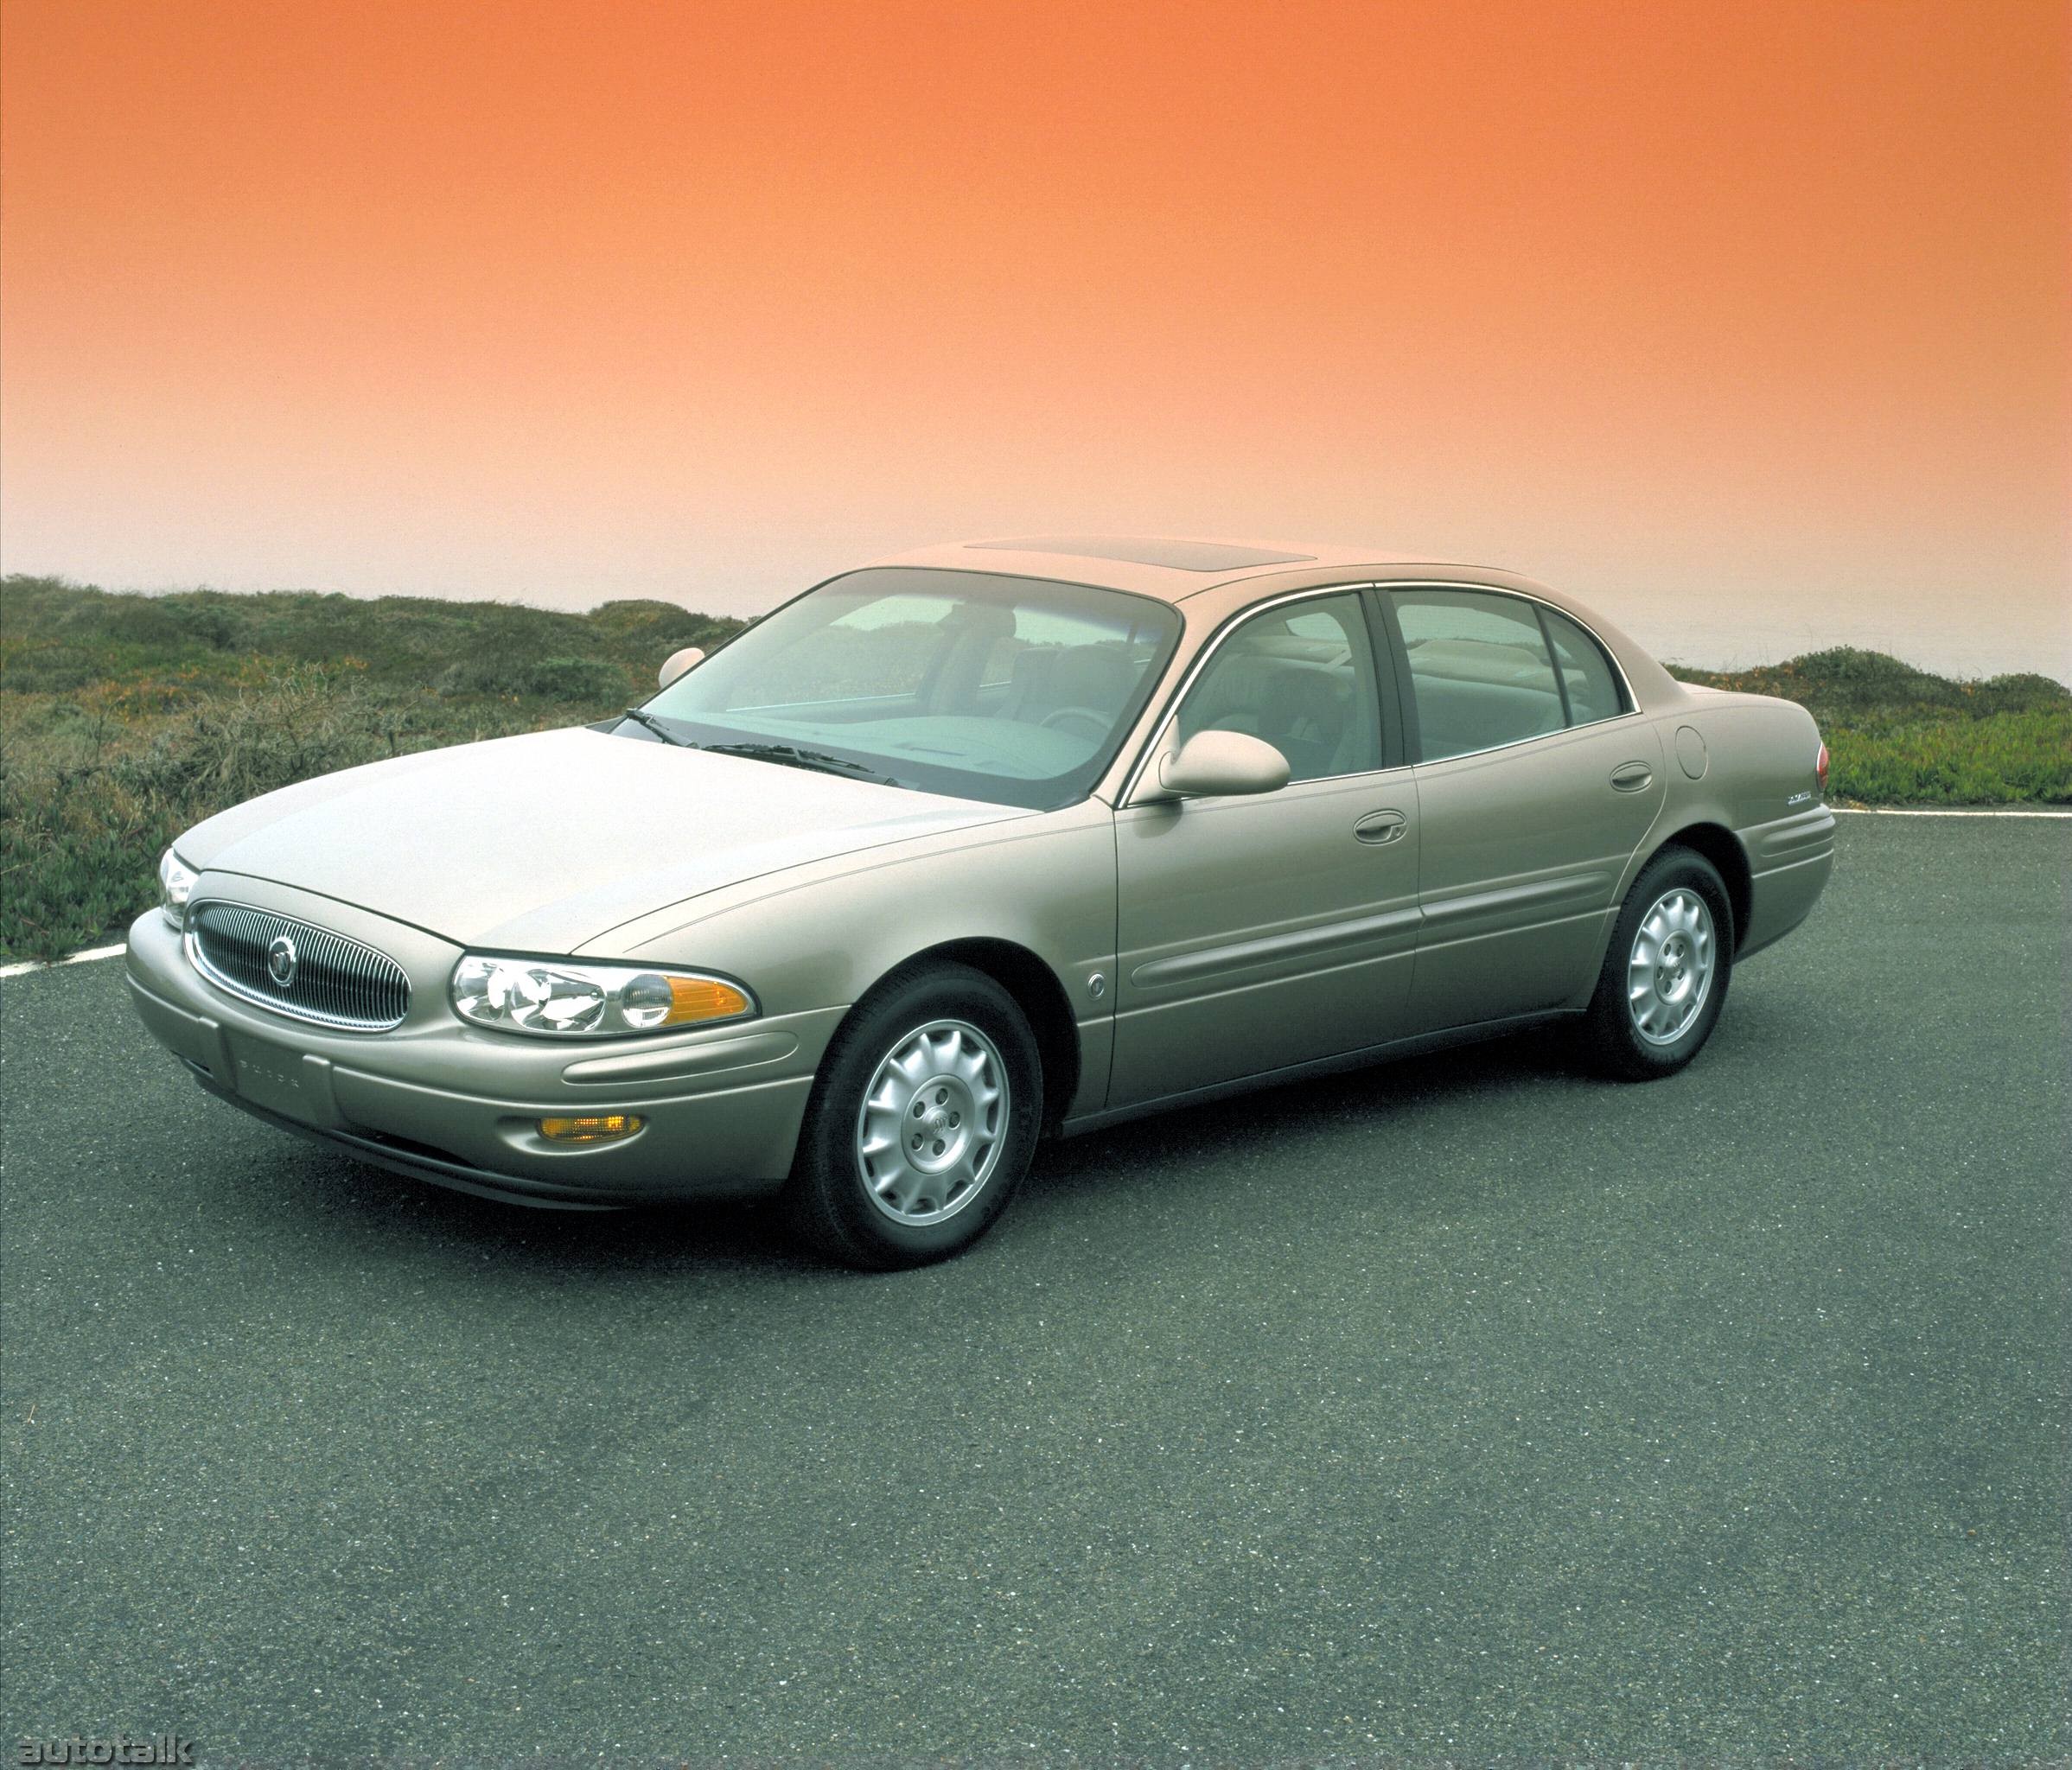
(126, 538, 1835, 1266)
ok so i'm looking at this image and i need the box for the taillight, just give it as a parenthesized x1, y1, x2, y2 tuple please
(1815, 741, 1830, 795)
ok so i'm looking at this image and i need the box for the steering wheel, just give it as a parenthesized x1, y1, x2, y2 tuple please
(1038, 706, 1111, 744)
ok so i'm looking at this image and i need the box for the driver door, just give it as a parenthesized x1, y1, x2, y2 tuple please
(1107, 591, 1421, 1110)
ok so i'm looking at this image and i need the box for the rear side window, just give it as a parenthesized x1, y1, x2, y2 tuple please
(1392, 589, 1565, 761)
(1540, 607, 1627, 724)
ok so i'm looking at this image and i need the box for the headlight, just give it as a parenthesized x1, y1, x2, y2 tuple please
(449, 955, 756, 1038)
(159, 849, 198, 928)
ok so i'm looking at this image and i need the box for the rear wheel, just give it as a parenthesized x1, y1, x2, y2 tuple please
(781, 962, 1042, 1269)
(1582, 846, 1734, 1079)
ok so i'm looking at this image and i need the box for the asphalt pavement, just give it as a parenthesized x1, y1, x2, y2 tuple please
(3, 817, 2064, 1764)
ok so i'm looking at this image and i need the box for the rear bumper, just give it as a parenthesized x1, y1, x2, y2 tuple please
(1739, 805, 1837, 959)
(126, 905, 838, 1207)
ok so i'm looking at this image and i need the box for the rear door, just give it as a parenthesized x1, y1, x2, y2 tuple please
(1380, 586, 1664, 1030)
(1108, 589, 1422, 1109)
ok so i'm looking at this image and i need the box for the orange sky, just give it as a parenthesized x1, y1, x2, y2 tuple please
(3, 0, 2066, 675)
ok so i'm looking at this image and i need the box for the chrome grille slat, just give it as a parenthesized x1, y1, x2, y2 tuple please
(187, 901, 410, 1031)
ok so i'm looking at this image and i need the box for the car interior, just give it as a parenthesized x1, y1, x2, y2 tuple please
(1401, 636, 1570, 758)
(675, 591, 1174, 786)
(1176, 604, 1380, 781)
(1393, 590, 1623, 761)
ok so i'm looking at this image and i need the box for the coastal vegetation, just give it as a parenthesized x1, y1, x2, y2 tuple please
(3, 575, 2064, 961)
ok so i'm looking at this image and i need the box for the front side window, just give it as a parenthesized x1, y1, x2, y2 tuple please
(629, 569, 1180, 809)
(1393, 589, 1567, 761)
(1173, 593, 1384, 783)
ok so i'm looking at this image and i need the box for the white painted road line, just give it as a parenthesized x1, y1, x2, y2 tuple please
(0, 941, 127, 980)
(1832, 805, 2071, 819)
(0, 806, 2062, 977)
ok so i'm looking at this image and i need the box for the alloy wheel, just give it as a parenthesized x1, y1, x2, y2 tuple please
(854, 1019, 1010, 1226)
(1628, 887, 1716, 1046)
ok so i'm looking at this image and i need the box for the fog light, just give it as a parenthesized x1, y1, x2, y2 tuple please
(538, 1114, 646, 1144)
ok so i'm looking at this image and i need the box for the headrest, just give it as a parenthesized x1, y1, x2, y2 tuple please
(1048, 644, 1137, 711)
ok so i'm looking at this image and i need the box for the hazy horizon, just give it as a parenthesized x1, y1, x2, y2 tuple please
(9, 546, 2064, 685)
(4, 1, 2065, 686)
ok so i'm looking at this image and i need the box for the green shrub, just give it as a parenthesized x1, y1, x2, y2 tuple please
(1666, 651, 2069, 806)
(434, 653, 630, 704)
(57, 595, 188, 647)
(167, 600, 245, 649)
(0, 674, 412, 953)
(1822, 707, 2072, 805)
(111, 673, 405, 803)
(1, 646, 101, 691)
(1668, 648, 2069, 723)
(0, 570, 756, 958)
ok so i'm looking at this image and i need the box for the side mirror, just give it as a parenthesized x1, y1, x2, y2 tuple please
(1153, 729, 1291, 799)
(659, 646, 705, 689)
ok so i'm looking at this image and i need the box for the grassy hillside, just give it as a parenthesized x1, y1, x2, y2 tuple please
(1665, 649, 2070, 807)
(2, 576, 2065, 961)
(1, 576, 741, 961)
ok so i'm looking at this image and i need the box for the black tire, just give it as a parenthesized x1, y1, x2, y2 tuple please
(781, 961, 1043, 1270)
(1581, 844, 1735, 1080)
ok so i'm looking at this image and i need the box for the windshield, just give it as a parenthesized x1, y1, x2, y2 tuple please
(620, 568, 1183, 809)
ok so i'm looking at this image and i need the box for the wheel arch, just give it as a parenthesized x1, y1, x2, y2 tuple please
(1644, 820, 1753, 952)
(865, 937, 1081, 1136)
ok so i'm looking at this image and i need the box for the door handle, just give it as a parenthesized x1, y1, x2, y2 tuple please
(1355, 809, 1407, 844)
(1610, 761, 1654, 793)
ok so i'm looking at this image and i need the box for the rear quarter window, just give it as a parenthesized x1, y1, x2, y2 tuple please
(1540, 607, 1628, 724)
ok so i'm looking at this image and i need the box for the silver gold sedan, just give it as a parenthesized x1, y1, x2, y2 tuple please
(126, 537, 1835, 1267)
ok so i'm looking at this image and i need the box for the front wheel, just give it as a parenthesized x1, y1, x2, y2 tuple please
(781, 963, 1043, 1270)
(1582, 846, 1734, 1079)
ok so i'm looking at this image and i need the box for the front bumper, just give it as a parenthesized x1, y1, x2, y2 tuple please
(125, 895, 842, 1208)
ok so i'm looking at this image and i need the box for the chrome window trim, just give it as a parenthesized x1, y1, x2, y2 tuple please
(1118, 583, 1403, 805)
(184, 900, 411, 1033)
(1394, 704, 1648, 770)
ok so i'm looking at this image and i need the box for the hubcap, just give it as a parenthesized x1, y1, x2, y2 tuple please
(1627, 887, 1716, 1046)
(855, 1019, 1010, 1226)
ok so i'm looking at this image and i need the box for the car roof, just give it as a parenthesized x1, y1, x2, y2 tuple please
(864, 537, 1517, 603)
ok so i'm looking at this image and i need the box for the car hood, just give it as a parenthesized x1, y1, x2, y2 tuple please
(181, 726, 1031, 952)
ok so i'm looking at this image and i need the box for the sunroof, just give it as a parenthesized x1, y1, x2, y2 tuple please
(967, 537, 1316, 572)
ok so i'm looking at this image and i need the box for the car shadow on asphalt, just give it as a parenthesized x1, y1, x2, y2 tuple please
(1031, 1028, 1572, 1200)
(232, 1022, 1586, 1279)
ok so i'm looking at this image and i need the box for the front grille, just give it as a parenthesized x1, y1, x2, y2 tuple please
(188, 901, 411, 1031)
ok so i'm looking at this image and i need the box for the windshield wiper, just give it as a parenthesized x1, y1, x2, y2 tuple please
(700, 742, 904, 787)
(617, 707, 694, 747)
(616, 718, 904, 786)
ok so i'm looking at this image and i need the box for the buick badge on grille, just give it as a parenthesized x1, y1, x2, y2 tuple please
(266, 934, 297, 989)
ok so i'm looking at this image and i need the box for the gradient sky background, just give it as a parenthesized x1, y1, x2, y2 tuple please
(3, 0, 2066, 677)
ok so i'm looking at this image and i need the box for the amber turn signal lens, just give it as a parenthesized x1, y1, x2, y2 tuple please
(663, 976, 750, 1024)
(537, 1114, 646, 1144)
